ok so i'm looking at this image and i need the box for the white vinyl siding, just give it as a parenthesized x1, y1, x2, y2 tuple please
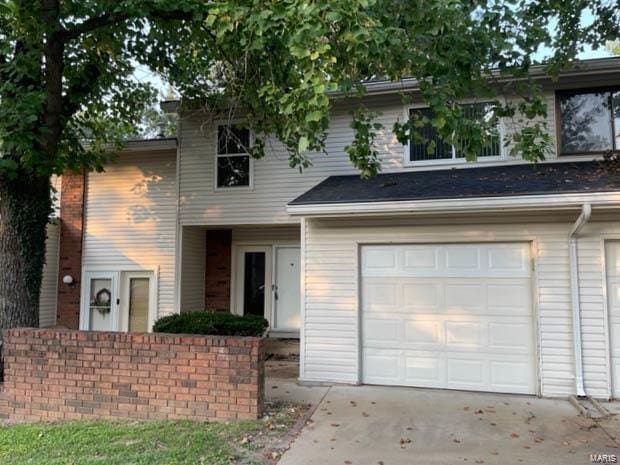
(178, 93, 560, 227)
(39, 222, 60, 327)
(179, 226, 206, 313)
(82, 150, 177, 318)
(301, 217, 620, 398)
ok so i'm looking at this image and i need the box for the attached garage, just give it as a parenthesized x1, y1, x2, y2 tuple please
(360, 243, 537, 394)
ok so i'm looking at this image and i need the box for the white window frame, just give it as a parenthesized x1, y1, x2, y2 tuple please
(214, 125, 254, 191)
(402, 103, 507, 167)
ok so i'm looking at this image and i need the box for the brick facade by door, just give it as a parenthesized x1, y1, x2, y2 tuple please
(205, 229, 232, 311)
(56, 170, 85, 329)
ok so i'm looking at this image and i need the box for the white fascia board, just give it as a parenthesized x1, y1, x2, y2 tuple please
(286, 192, 620, 217)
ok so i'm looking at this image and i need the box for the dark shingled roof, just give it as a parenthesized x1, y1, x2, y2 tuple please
(289, 161, 620, 205)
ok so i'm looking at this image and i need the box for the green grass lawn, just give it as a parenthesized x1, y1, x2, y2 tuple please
(0, 403, 305, 465)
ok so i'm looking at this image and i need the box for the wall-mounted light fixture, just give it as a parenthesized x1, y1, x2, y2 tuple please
(62, 275, 74, 285)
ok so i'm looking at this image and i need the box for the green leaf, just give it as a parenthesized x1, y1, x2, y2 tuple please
(298, 136, 310, 153)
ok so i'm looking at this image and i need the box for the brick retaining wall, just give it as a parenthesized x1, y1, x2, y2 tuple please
(0, 328, 264, 423)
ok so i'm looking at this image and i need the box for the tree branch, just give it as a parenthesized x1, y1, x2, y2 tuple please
(62, 8, 197, 41)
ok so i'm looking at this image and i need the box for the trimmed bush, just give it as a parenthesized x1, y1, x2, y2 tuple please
(153, 312, 268, 337)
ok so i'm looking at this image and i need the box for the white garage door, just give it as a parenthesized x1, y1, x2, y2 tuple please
(361, 243, 536, 394)
(606, 242, 620, 398)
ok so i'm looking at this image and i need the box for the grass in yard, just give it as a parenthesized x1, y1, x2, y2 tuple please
(0, 402, 307, 465)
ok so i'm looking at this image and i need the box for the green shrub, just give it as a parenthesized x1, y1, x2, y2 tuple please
(152, 312, 268, 337)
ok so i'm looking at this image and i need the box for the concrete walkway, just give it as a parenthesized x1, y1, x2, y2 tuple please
(267, 373, 620, 465)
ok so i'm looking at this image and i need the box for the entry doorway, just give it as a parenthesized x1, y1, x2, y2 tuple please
(81, 270, 156, 332)
(233, 245, 300, 333)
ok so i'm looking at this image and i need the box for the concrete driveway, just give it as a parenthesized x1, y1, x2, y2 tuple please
(266, 367, 620, 465)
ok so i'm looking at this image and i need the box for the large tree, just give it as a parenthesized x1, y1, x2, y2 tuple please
(0, 0, 617, 331)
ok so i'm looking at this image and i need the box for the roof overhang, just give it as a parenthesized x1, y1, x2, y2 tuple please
(286, 191, 620, 218)
(118, 138, 177, 153)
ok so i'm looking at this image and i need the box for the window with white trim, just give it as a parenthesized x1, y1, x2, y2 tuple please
(216, 125, 251, 188)
(408, 103, 502, 163)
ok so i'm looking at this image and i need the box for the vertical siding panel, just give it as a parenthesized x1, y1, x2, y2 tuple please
(39, 223, 60, 327)
(179, 227, 206, 312)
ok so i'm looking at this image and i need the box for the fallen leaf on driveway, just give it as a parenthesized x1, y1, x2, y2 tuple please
(453, 438, 461, 443)
(534, 437, 544, 443)
(490, 451, 499, 455)
(475, 460, 484, 464)
(510, 433, 520, 438)
(400, 438, 412, 445)
(362, 412, 369, 417)
(330, 423, 340, 427)
(344, 461, 352, 464)
(378, 462, 384, 465)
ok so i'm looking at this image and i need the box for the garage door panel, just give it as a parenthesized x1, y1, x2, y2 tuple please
(362, 242, 535, 394)
(489, 322, 532, 350)
(363, 349, 401, 384)
(363, 282, 400, 311)
(403, 283, 441, 309)
(447, 358, 484, 386)
(486, 244, 530, 275)
(488, 283, 531, 310)
(445, 284, 484, 311)
(404, 320, 443, 345)
(363, 318, 401, 345)
(404, 247, 439, 271)
(446, 321, 482, 347)
(405, 356, 444, 385)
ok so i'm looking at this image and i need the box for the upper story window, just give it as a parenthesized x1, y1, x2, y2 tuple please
(407, 103, 502, 164)
(558, 89, 620, 155)
(216, 125, 252, 188)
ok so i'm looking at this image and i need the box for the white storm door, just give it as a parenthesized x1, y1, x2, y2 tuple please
(119, 271, 155, 333)
(606, 241, 620, 398)
(82, 271, 118, 331)
(361, 243, 536, 394)
(235, 246, 272, 322)
(273, 246, 301, 331)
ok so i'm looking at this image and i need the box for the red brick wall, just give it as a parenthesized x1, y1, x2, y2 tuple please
(0, 329, 264, 423)
(205, 230, 232, 311)
(56, 170, 86, 329)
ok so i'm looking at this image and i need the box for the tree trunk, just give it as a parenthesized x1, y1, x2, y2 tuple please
(0, 174, 52, 331)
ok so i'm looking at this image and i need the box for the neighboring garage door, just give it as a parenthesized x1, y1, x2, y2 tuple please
(606, 241, 620, 398)
(361, 243, 536, 394)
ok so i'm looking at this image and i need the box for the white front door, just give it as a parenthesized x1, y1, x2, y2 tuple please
(83, 272, 117, 331)
(606, 241, 620, 398)
(361, 243, 536, 394)
(273, 246, 301, 331)
(119, 271, 155, 333)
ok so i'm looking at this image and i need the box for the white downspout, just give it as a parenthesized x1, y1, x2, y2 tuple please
(569, 203, 592, 397)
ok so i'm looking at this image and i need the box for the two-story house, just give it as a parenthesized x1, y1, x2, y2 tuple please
(43, 57, 620, 400)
